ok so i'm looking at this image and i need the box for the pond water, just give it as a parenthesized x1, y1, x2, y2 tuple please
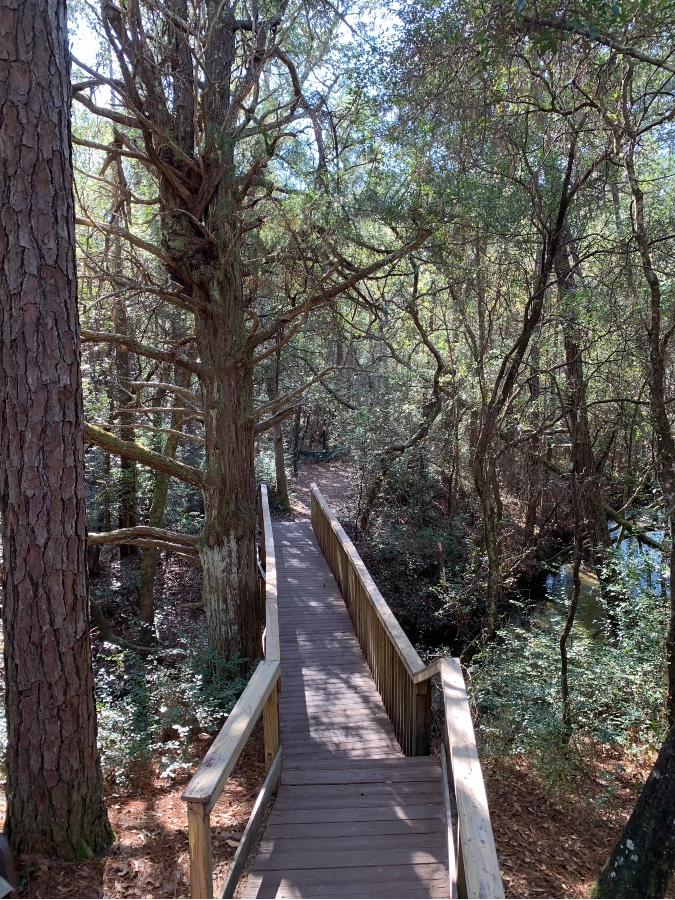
(524, 523, 667, 640)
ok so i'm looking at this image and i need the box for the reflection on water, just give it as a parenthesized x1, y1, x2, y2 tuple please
(528, 523, 667, 640)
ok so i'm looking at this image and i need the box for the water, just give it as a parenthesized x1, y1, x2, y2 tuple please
(526, 522, 667, 640)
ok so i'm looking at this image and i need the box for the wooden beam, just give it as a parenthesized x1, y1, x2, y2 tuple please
(441, 658, 504, 899)
(441, 744, 458, 900)
(182, 659, 280, 813)
(219, 747, 283, 899)
(187, 800, 213, 899)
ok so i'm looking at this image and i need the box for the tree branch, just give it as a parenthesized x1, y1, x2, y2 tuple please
(84, 423, 204, 488)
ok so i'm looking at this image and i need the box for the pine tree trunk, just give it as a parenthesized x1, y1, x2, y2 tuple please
(593, 724, 675, 897)
(0, 0, 112, 858)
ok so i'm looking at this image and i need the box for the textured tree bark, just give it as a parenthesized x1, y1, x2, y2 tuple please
(593, 724, 675, 897)
(0, 0, 112, 858)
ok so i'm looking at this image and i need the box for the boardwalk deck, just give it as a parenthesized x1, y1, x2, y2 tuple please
(243, 522, 448, 899)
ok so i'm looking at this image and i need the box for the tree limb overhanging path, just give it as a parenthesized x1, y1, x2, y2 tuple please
(181, 485, 504, 899)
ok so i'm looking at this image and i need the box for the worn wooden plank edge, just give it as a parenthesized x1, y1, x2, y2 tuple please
(441, 743, 458, 900)
(219, 746, 283, 899)
(182, 659, 280, 811)
(259, 485, 280, 662)
(310, 483, 424, 678)
(441, 658, 504, 900)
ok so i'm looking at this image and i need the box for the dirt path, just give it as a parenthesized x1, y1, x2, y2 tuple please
(281, 456, 357, 522)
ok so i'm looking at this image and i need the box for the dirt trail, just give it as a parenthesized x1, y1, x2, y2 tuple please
(280, 456, 357, 522)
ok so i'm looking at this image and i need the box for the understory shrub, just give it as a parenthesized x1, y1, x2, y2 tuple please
(95, 627, 249, 786)
(470, 545, 669, 796)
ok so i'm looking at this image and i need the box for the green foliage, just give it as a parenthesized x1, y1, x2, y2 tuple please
(471, 547, 669, 788)
(95, 629, 249, 785)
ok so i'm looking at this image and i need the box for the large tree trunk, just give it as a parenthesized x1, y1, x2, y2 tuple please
(196, 288, 260, 662)
(593, 724, 675, 897)
(0, 0, 112, 858)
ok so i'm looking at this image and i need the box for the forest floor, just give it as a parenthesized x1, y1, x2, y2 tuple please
(5, 458, 672, 898)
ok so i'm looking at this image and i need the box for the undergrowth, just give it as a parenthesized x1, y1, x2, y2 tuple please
(469, 545, 669, 812)
(95, 627, 249, 787)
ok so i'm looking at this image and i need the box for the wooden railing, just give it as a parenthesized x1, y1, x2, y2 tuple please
(311, 483, 437, 755)
(310, 484, 504, 899)
(182, 484, 281, 899)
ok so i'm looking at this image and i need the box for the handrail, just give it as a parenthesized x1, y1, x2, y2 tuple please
(310, 483, 433, 755)
(310, 484, 503, 898)
(182, 484, 281, 899)
(442, 658, 503, 899)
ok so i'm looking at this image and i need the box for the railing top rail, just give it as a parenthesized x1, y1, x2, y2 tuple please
(182, 484, 280, 812)
(259, 484, 279, 662)
(441, 657, 504, 899)
(182, 658, 280, 811)
(311, 482, 427, 680)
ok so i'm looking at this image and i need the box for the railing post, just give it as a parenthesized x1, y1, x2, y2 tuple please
(263, 676, 280, 774)
(415, 678, 431, 755)
(187, 800, 212, 898)
(456, 818, 467, 898)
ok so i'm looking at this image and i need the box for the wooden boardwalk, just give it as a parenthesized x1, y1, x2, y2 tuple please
(243, 522, 448, 899)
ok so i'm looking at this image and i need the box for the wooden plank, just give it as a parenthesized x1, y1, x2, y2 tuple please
(442, 658, 503, 899)
(182, 659, 280, 811)
(441, 743, 458, 900)
(263, 679, 279, 773)
(219, 747, 282, 899)
(281, 766, 440, 785)
(265, 802, 445, 826)
(246, 863, 447, 887)
(257, 831, 446, 855)
(262, 818, 446, 840)
(253, 845, 446, 872)
(310, 484, 425, 679)
(188, 801, 213, 899)
(259, 485, 280, 661)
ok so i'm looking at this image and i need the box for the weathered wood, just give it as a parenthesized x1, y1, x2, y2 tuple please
(220, 747, 283, 899)
(441, 745, 458, 900)
(310, 485, 439, 756)
(259, 485, 280, 661)
(441, 658, 503, 899)
(188, 801, 213, 899)
(310, 485, 423, 677)
(182, 660, 280, 811)
(245, 521, 449, 898)
(263, 679, 280, 773)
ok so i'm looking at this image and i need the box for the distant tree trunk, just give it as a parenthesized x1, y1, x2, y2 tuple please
(593, 724, 675, 898)
(292, 408, 301, 477)
(266, 371, 290, 511)
(624, 142, 675, 723)
(555, 233, 610, 551)
(114, 298, 137, 557)
(138, 369, 192, 632)
(0, 0, 112, 858)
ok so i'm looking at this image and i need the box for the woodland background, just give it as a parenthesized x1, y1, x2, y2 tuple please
(2, 0, 675, 894)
